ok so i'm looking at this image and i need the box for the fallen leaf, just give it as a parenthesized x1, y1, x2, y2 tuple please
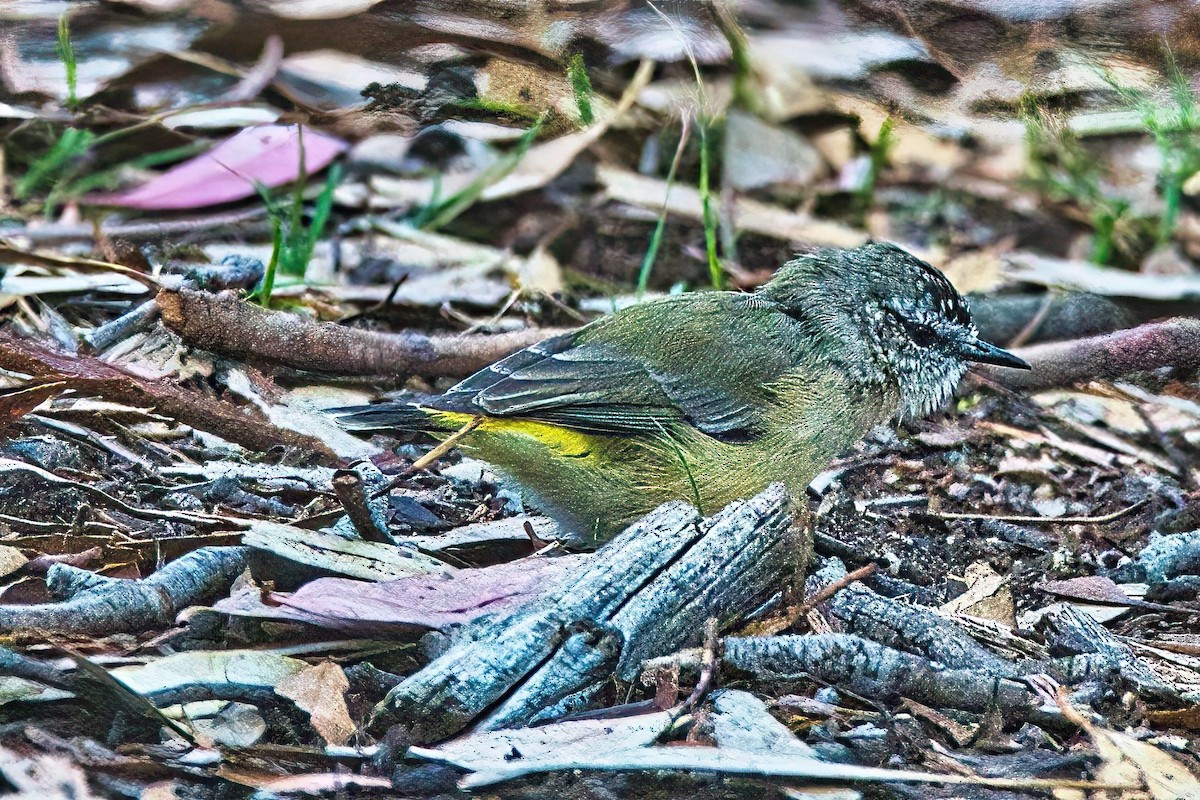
(111, 651, 308, 697)
(1038, 576, 1178, 613)
(85, 125, 347, 210)
(0, 546, 27, 581)
(275, 662, 356, 746)
(722, 109, 824, 191)
(214, 553, 587, 631)
(941, 562, 1013, 624)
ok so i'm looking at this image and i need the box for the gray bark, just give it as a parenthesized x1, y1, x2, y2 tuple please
(372, 485, 798, 744)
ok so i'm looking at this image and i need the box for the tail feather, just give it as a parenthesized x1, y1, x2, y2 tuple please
(331, 401, 449, 433)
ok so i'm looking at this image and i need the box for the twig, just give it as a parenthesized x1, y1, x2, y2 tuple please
(332, 462, 393, 543)
(933, 499, 1147, 525)
(0, 331, 341, 462)
(158, 287, 570, 378)
(739, 563, 878, 637)
(0, 546, 248, 636)
(675, 617, 720, 718)
(372, 416, 484, 498)
(0, 457, 246, 529)
(2, 206, 270, 246)
(1005, 291, 1055, 348)
(82, 299, 161, 352)
(978, 317, 1200, 391)
(0, 239, 159, 287)
(1133, 403, 1195, 487)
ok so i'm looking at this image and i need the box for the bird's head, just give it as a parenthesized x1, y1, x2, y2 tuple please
(760, 242, 1029, 418)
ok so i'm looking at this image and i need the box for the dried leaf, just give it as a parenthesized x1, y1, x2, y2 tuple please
(275, 662, 355, 746)
(1039, 576, 1178, 613)
(215, 554, 587, 631)
(85, 125, 347, 210)
(111, 651, 308, 697)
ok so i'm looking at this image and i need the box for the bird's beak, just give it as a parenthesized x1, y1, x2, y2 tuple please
(956, 337, 1031, 370)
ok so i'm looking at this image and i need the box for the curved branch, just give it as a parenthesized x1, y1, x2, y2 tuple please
(977, 318, 1200, 392)
(0, 547, 248, 637)
(158, 288, 570, 378)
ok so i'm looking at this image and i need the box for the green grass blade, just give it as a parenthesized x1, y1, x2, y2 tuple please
(15, 127, 94, 200)
(698, 119, 722, 290)
(637, 119, 691, 298)
(420, 113, 545, 231)
(568, 54, 594, 126)
(56, 13, 78, 112)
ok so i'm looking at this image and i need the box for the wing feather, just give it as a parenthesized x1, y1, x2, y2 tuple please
(434, 298, 793, 439)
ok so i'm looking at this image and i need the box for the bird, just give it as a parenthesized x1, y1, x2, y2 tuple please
(335, 242, 1029, 542)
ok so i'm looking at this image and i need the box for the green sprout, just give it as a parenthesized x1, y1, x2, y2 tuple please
(251, 132, 341, 307)
(1107, 59, 1200, 247)
(853, 117, 895, 223)
(414, 113, 544, 231)
(56, 13, 78, 112)
(568, 54, 594, 126)
(1022, 96, 1134, 265)
(637, 119, 692, 298)
(698, 120, 723, 290)
(14, 127, 94, 201)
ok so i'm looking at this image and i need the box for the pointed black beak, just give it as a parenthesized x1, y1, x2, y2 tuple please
(956, 338, 1031, 370)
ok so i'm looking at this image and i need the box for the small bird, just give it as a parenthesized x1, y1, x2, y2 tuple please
(337, 243, 1029, 541)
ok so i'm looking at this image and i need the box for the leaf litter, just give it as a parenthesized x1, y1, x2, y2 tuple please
(0, 0, 1199, 798)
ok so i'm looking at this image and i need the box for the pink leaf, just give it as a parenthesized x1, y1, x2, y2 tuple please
(213, 554, 588, 633)
(85, 124, 347, 210)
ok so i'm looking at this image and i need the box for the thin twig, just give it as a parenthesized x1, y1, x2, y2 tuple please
(675, 617, 720, 719)
(0, 240, 159, 287)
(933, 499, 1147, 525)
(738, 563, 878, 637)
(1006, 291, 1055, 349)
(372, 416, 484, 498)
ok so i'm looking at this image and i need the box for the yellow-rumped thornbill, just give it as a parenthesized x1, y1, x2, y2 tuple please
(335, 242, 1030, 541)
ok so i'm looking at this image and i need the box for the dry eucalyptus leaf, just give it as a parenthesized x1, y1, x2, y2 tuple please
(275, 662, 356, 746)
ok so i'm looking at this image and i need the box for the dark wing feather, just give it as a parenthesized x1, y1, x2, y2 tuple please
(436, 332, 764, 439)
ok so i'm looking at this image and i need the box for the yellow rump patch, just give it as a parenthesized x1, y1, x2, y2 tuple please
(428, 410, 595, 458)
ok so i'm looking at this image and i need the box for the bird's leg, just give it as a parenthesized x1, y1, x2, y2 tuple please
(784, 486, 815, 602)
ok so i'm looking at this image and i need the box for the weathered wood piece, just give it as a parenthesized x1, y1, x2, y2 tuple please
(372, 484, 798, 743)
(687, 633, 1046, 720)
(1036, 603, 1178, 702)
(0, 547, 248, 636)
(809, 559, 1022, 677)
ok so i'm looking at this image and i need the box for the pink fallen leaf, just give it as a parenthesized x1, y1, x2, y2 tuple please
(85, 124, 347, 210)
(213, 553, 588, 632)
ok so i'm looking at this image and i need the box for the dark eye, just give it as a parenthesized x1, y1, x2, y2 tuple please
(906, 321, 940, 347)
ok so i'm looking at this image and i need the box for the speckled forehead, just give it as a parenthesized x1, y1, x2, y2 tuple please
(913, 265, 971, 323)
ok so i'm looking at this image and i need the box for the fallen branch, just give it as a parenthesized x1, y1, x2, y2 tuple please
(0, 546, 248, 637)
(977, 317, 1200, 392)
(809, 559, 1023, 677)
(157, 288, 570, 378)
(372, 485, 798, 744)
(1035, 603, 1178, 702)
(656, 633, 1045, 721)
(0, 332, 340, 461)
(1108, 529, 1200, 585)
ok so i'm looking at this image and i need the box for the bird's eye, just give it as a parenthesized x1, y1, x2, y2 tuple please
(906, 321, 940, 347)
